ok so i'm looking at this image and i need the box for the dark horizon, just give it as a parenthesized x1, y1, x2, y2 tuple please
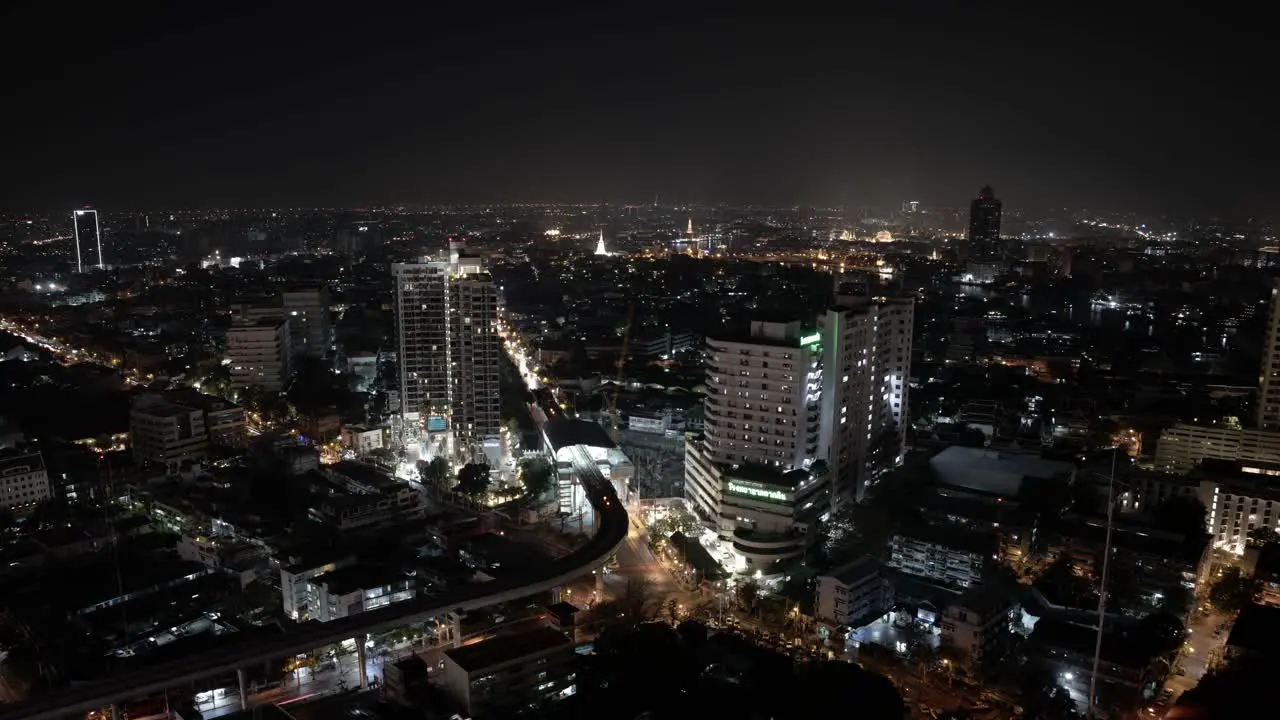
(1, 6, 1272, 218)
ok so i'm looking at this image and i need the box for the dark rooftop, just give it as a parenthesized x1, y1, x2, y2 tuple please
(1227, 603, 1280, 656)
(725, 461, 811, 489)
(668, 531, 725, 582)
(317, 563, 411, 595)
(543, 417, 616, 451)
(895, 520, 997, 556)
(443, 626, 571, 673)
(824, 555, 882, 587)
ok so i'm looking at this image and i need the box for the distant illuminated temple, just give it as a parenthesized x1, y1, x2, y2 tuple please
(595, 228, 610, 256)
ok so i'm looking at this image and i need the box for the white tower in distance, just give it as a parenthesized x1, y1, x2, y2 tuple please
(72, 208, 103, 272)
(594, 228, 610, 256)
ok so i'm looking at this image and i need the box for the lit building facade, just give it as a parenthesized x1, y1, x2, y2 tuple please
(227, 317, 292, 392)
(130, 394, 210, 476)
(393, 238, 501, 463)
(818, 295, 914, 503)
(0, 447, 50, 512)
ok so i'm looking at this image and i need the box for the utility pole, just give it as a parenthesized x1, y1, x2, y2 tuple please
(1087, 448, 1118, 718)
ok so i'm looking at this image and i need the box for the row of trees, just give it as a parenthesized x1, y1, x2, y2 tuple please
(552, 619, 907, 719)
(414, 455, 556, 505)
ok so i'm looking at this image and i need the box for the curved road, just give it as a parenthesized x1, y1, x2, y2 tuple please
(0, 464, 627, 720)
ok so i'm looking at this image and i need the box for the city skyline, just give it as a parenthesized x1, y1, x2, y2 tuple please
(1, 7, 1273, 216)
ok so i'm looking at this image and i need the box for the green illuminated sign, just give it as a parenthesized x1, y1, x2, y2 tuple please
(728, 480, 788, 502)
(799, 332, 821, 347)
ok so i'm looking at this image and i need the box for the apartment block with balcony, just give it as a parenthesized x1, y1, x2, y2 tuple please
(393, 238, 501, 463)
(939, 585, 1020, 668)
(888, 522, 994, 589)
(815, 555, 894, 629)
(1196, 459, 1280, 555)
(227, 317, 292, 392)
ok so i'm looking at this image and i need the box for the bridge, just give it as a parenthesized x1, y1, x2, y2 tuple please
(0, 469, 628, 720)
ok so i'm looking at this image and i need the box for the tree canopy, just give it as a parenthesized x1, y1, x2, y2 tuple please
(518, 456, 555, 503)
(1208, 566, 1259, 613)
(454, 463, 491, 500)
(560, 621, 905, 720)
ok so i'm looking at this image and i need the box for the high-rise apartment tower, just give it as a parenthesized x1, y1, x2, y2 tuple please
(393, 238, 501, 464)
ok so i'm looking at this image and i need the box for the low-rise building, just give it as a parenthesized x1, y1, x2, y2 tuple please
(280, 553, 354, 621)
(1027, 617, 1169, 716)
(165, 390, 247, 448)
(939, 585, 1020, 667)
(0, 447, 50, 512)
(929, 445, 1077, 502)
(310, 483, 426, 530)
(441, 626, 576, 717)
(1051, 514, 1209, 604)
(1155, 423, 1280, 473)
(1250, 543, 1280, 608)
(888, 522, 994, 589)
(341, 424, 385, 455)
(814, 556, 894, 629)
(176, 534, 266, 588)
(310, 564, 417, 622)
(1225, 603, 1280, 666)
(130, 394, 209, 476)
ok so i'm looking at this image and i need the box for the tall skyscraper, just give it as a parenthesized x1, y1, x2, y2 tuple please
(817, 294, 914, 503)
(393, 238, 501, 464)
(282, 285, 333, 358)
(684, 294, 915, 571)
(685, 320, 830, 571)
(965, 185, 1003, 261)
(72, 207, 103, 272)
(1258, 281, 1280, 430)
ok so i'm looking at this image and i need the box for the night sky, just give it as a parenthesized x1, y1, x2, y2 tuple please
(2, 5, 1271, 216)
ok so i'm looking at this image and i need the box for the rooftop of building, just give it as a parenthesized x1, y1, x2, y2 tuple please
(930, 446, 1075, 499)
(1227, 603, 1280, 655)
(543, 416, 616, 452)
(1058, 513, 1207, 565)
(1193, 458, 1280, 489)
(667, 531, 725, 581)
(725, 461, 812, 489)
(317, 563, 413, 595)
(706, 320, 814, 349)
(162, 389, 243, 414)
(1254, 542, 1280, 577)
(443, 625, 571, 673)
(947, 583, 1017, 617)
(822, 555, 882, 587)
(1028, 616, 1163, 668)
(0, 445, 45, 470)
(132, 401, 201, 419)
(229, 317, 287, 329)
(894, 519, 997, 556)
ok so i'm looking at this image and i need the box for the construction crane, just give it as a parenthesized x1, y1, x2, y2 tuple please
(608, 302, 635, 446)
